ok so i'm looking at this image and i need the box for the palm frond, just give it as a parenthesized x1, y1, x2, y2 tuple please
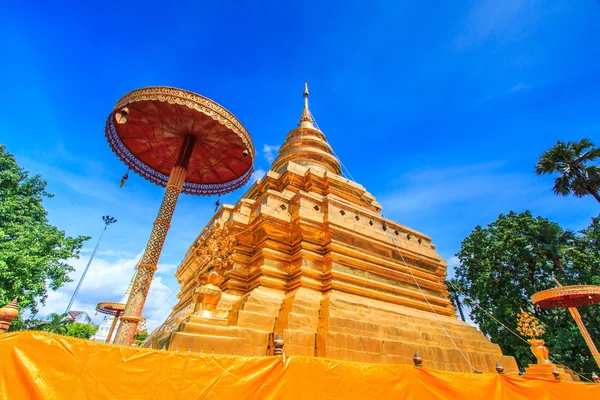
(572, 138, 594, 155)
(553, 176, 572, 196)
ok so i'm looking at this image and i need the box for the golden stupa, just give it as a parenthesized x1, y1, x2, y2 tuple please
(144, 84, 518, 374)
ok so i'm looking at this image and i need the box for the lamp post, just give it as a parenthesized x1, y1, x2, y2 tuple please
(65, 215, 117, 314)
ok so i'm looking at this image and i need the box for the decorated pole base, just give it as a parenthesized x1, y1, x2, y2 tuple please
(525, 364, 580, 382)
(524, 339, 579, 382)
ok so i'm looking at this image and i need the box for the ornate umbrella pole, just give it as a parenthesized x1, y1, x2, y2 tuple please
(115, 142, 192, 345)
(106, 310, 122, 343)
(567, 306, 600, 367)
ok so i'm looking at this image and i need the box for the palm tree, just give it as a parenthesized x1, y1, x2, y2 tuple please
(41, 313, 72, 335)
(535, 138, 600, 203)
(527, 222, 577, 280)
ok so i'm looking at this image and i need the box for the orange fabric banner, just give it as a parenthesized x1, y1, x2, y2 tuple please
(1, 332, 598, 399)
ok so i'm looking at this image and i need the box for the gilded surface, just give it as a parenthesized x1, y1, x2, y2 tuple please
(146, 95, 519, 373)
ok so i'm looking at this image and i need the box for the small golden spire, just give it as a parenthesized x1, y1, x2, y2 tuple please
(299, 81, 315, 128)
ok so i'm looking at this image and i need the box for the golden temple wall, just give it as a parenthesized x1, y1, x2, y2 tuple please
(146, 161, 518, 374)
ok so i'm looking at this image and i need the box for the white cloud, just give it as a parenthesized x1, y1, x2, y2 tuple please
(454, 0, 528, 48)
(38, 252, 179, 331)
(262, 144, 280, 163)
(80, 248, 136, 258)
(251, 169, 266, 183)
(446, 256, 461, 279)
(447, 256, 460, 269)
(155, 262, 179, 275)
(509, 82, 529, 92)
(378, 161, 545, 214)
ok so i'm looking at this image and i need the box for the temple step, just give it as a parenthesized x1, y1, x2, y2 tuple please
(236, 311, 277, 331)
(186, 316, 229, 326)
(178, 322, 238, 336)
(168, 332, 244, 353)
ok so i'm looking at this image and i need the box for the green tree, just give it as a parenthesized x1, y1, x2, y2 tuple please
(535, 138, 600, 203)
(527, 221, 576, 279)
(7, 316, 46, 332)
(64, 322, 99, 339)
(0, 144, 89, 313)
(454, 211, 600, 374)
(41, 313, 72, 335)
(134, 330, 149, 343)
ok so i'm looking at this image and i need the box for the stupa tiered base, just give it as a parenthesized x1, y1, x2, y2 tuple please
(145, 86, 519, 374)
(146, 162, 518, 373)
(525, 363, 580, 382)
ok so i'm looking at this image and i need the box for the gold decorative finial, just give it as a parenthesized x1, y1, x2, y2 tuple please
(299, 81, 315, 128)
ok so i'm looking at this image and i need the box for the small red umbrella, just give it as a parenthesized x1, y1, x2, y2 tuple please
(95, 302, 126, 343)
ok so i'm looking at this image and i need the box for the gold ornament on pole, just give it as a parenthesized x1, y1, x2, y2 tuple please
(517, 307, 580, 381)
(516, 309, 549, 364)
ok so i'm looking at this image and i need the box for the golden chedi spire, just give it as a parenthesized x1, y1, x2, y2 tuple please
(270, 82, 342, 175)
(299, 81, 314, 128)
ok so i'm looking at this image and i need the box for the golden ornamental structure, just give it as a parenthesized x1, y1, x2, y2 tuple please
(532, 281, 600, 369)
(143, 85, 520, 373)
(517, 310, 551, 365)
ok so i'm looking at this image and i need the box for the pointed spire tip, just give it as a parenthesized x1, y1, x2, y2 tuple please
(299, 81, 314, 128)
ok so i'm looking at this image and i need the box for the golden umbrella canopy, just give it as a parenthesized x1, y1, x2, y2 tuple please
(531, 282, 600, 369)
(532, 285, 600, 309)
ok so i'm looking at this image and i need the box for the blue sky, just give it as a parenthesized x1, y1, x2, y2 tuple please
(1, 1, 599, 329)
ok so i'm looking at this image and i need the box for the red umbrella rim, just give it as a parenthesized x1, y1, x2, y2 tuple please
(531, 285, 600, 308)
(96, 302, 126, 316)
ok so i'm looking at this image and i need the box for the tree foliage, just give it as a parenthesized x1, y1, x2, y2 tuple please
(41, 313, 73, 335)
(8, 313, 99, 340)
(0, 144, 89, 313)
(134, 330, 149, 343)
(455, 211, 600, 374)
(535, 138, 600, 203)
(64, 322, 99, 339)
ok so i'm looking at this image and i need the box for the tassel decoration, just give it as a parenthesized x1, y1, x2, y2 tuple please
(214, 196, 221, 213)
(120, 171, 129, 188)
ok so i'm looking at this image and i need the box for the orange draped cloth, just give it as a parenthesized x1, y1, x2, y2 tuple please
(1, 332, 598, 399)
